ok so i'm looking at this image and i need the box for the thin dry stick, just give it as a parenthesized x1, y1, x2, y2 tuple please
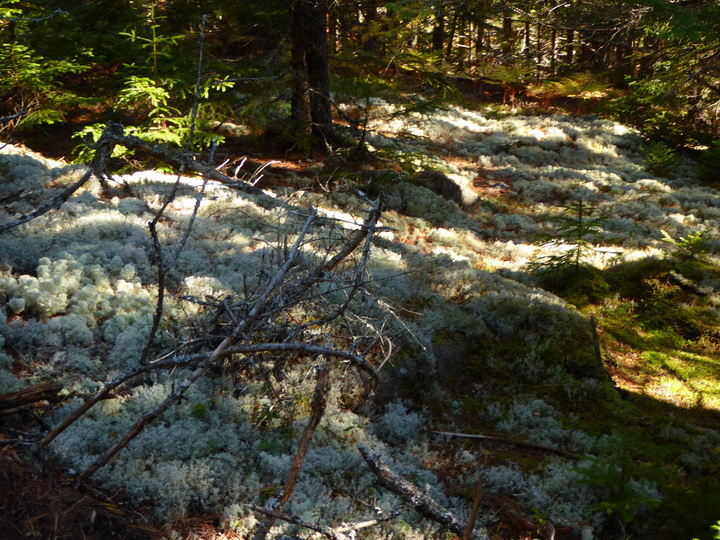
(0, 168, 93, 233)
(36, 353, 205, 451)
(431, 431, 579, 459)
(37, 207, 386, 456)
(36, 339, 374, 452)
(253, 365, 331, 540)
(98, 127, 267, 196)
(463, 475, 484, 540)
(139, 140, 216, 365)
(284, 198, 383, 311)
(225, 342, 377, 384)
(248, 505, 346, 540)
(309, 507, 407, 539)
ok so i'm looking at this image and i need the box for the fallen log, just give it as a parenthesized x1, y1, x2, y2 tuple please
(358, 445, 467, 537)
(0, 382, 63, 415)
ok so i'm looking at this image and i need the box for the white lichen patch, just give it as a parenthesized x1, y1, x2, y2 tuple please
(1, 99, 717, 539)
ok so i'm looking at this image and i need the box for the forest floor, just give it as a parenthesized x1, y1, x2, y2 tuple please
(1, 92, 720, 539)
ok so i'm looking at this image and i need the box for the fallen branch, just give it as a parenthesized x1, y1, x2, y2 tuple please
(309, 506, 407, 539)
(431, 431, 580, 459)
(250, 504, 407, 540)
(0, 168, 93, 233)
(225, 343, 378, 385)
(36, 204, 381, 455)
(74, 209, 320, 484)
(0, 382, 63, 415)
(253, 365, 331, 540)
(0, 109, 28, 124)
(358, 446, 467, 537)
(36, 340, 374, 452)
(464, 475, 484, 540)
(248, 505, 348, 540)
(97, 124, 268, 195)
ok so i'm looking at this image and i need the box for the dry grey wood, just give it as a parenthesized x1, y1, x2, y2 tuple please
(75, 209, 320, 484)
(248, 505, 348, 540)
(0, 382, 63, 413)
(464, 474, 484, 540)
(358, 445, 467, 537)
(431, 430, 580, 459)
(0, 168, 93, 233)
(37, 202, 381, 455)
(98, 124, 267, 195)
(253, 365, 330, 540)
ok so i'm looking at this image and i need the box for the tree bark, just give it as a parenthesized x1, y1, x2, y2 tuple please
(432, 2, 445, 52)
(0, 382, 62, 415)
(359, 446, 467, 537)
(290, 0, 339, 147)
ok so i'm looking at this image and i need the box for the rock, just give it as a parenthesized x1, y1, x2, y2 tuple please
(415, 170, 477, 206)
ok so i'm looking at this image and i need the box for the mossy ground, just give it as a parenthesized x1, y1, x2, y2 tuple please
(521, 255, 719, 538)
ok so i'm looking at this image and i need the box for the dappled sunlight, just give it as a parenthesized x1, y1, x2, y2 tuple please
(2, 98, 720, 540)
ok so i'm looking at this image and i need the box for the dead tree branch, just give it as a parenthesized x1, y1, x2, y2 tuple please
(431, 431, 580, 459)
(0, 382, 63, 416)
(253, 365, 331, 540)
(0, 109, 27, 124)
(358, 446, 467, 537)
(95, 124, 268, 195)
(248, 505, 348, 540)
(0, 168, 93, 233)
(74, 209, 320, 484)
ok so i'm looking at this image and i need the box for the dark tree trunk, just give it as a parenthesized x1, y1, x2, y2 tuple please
(290, 0, 338, 147)
(565, 29, 574, 65)
(432, 3, 445, 52)
(502, 13, 513, 55)
(291, 0, 311, 130)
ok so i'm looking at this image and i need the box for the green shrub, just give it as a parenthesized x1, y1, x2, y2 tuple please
(641, 140, 681, 177)
(698, 141, 720, 182)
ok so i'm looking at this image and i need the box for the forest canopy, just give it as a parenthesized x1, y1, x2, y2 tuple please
(3, 0, 720, 148)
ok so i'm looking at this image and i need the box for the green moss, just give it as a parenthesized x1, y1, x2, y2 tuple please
(536, 265, 611, 307)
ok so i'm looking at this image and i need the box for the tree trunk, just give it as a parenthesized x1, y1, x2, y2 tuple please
(291, 0, 311, 131)
(502, 13, 513, 55)
(432, 3, 445, 52)
(565, 29, 574, 65)
(290, 0, 338, 147)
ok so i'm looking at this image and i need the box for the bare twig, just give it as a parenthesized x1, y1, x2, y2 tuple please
(73, 210, 319, 483)
(283, 198, 383, 310)
(224, 343, 377, 384)
(358, 446, 467, 537)
(248, 505, 348, 540)
(431, 431, 580, 459)
(96, 126, 269, 196)
(253, 365, 331, 540)
(35, 202, 383, 455)
(0, 168, 93, 234)
(464, 475, 484, 540)
(36, 353, 208, 451)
